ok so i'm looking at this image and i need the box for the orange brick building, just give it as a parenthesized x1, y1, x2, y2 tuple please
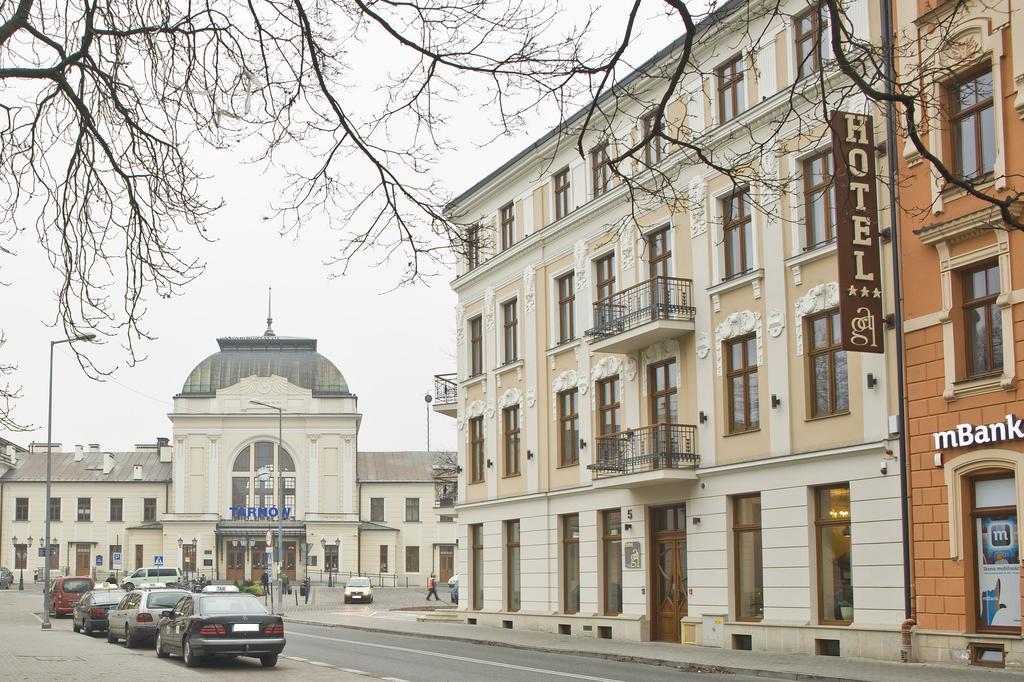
(896, 0, 1024, 667)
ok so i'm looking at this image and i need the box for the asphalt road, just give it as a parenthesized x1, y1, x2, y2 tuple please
(282, 621, 773, 682)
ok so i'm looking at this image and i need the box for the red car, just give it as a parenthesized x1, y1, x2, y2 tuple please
(48, 575, 95, 617)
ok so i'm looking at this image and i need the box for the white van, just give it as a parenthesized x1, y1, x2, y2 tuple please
(120, 567, 182, 591)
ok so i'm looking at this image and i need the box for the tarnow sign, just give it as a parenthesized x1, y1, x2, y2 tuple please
(229, 505, 293, 520)
(933, 415, 1024, 449)
(831, 111, 884, 353)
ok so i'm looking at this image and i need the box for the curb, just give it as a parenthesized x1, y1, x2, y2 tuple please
(281, 616, 867, 682)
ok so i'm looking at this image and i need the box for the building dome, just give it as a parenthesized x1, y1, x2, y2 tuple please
(178, 334, 350, 397)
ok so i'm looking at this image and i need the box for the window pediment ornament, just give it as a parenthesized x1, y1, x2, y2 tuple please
(715, 310, 762, 376)
(939, 29, 983, 67)
(458, 399, 487, 430)
(498, 388, 523, 409)
(552, 368, 588, 395)
(590, 356, 620, 383)
(794, 282, 839, 356)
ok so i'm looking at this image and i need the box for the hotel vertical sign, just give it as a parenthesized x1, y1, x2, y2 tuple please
(831, 111, 884, 353)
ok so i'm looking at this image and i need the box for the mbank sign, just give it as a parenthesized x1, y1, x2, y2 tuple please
(230, 505, 293, 520)
(933, 415, 1024, 449)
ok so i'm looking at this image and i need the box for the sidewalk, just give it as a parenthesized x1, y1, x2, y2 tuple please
(283, 608, 1021, 682)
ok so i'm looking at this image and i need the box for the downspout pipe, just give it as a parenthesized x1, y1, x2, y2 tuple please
(879, 0, 914, 627)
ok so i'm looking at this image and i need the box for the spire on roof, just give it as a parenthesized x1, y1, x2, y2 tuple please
(264, 286, 275, 337)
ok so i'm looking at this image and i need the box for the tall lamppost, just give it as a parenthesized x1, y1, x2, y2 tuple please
(42, 333, 96, 630)
(250, 400, 284, 615)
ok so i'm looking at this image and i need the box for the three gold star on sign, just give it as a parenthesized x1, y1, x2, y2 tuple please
(847, 285, 882, 298)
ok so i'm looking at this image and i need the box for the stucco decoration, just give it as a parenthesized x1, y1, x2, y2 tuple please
(695, 332, 710, 360)
(465, 400, 487, 419)
(591, 356, 621, 383)
(457, 416, 465, 431)
(940, 30, 982, 66)
(641, 340, 676, 365)
(794, 281, 839, 356)
(688, 178, 707, 237)
(623, 358, 638, 381)
(523, 266, 536, 313)
(498, 388, 523, 409)
(714, 310, 763, 376)
(455, 304, 465, 345)
(484, 402, 496, 419)
(767, 309, 785, 338)
(574, 240, 588, 290)
(552, 369, 578, 394)
(484, 287, 495, 331)
(620, 228, 634, 270)
(525, 388, 537, 408)
(759, 150, 781, 214)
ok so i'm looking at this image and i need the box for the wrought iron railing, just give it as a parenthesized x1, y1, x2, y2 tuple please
(589, 423, 699, 478)
(434, 373, 457, 405)
(586, 276, 695, 339)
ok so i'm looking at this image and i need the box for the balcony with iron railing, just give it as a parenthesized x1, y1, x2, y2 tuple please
(432, 373, 458, 417)
(588, 423, 699, 488)
(585, 276, 696, 354)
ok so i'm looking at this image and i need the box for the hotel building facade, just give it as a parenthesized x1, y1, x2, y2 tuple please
(438, 0, 908, 660)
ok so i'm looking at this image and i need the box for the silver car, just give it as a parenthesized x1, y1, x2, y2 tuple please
(106, 588, 188, 647)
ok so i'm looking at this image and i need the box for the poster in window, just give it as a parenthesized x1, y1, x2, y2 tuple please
(977, 515, 1021, 628)
(624, 541, 642, 570)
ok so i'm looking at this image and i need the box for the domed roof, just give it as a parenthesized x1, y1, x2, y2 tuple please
(178, 334, 350, 397)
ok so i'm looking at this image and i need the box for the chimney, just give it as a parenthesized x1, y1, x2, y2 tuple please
(74, 445, 84, 462)
(5, 445, 14, 463)
(158, 437, 172, 463)
(29, 442, 61, 453)
(102, 451, 114, 475)
(133, 464, 143, 481)
(88, 443, 101, 453)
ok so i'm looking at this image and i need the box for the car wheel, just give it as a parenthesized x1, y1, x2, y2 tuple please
(344, 597, 350, 604)
(73, 619, 80, 633)
(368, 596, 373, 604)
(122, 583, 133, 592)
(155, 631, 169, 658)
(82, 622, 91, 635)
(124, 625, 135, 649)
(260, 653, 278, 668)
(106, 627, 117, 643)
(182, 639, 201, 668)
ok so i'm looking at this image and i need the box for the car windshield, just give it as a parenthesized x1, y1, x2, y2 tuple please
(347, 578, 370, 587)
(91, 591, 124, 605)
(156, 569, 178, 577)
(63, 579, 92, 593)
(147, 591, 188, 609)
(199, 595, 268, 616)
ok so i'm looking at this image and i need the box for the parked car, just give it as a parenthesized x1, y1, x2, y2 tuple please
(106, 588, 188, 647)
(155, 592, 285, 668)
(121, 566, 182, 591)
(0, 566, 13, 589)
(72, 589, 124, 635)
(47, 575, 95, 617)
(343, 576, 373, 604)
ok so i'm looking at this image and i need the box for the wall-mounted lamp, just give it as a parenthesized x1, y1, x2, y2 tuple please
(526, 450, 534, 460)
(691, 517, 701, 526)
(176, 536, 183, 548)
(10, 536, 16, 547)
(39, 537, 45, 548)
(699, 411, 707, 424)
(334, 538, 341, 547)
(866, 373, 878, 389)
(771, 394, 782, 409)
(320, 538, 327, 548)
(486, 459, 494, 469)
(579, 438, 587, 450)
(455, 465, 463, 474)
(27, 535, 33, 547)
(192, 536, 197, 546)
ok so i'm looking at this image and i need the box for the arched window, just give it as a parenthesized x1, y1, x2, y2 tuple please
(230, 441, 297, 512)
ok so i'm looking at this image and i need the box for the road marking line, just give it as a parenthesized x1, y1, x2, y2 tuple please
(341, 668, 368, 675)
(288, 631, 627, 682)
(31, 612, 42, 624)
(287, 655, 309, 662)
(381, 678, 410, 682)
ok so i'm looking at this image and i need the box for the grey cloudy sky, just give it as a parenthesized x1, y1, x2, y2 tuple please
(0, 2, 685, 454)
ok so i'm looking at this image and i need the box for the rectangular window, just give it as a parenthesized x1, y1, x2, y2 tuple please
(502, 298, 518, 364)
(14, 543, 26, 570)
(506, 520, 521, 612)
(467, 224, 481, 270)
(726, 335, 759, 433)
(469, 416, 485, 483)
(405, 545, 420, 573)
(503, 405, 521, 477)
(734, 495, 764, 621)
(324, 545, 339, 571)
(77, 497, 91, 522)
(283, 477, 296, 509)
(143, 497, 157, 523)
(469, 315, 483, 376)
(471, 524, 484, 610)
(647, 226, 671, 279)
(795, 5, 825, 79)
(135, 544, 144, 569)
(808, 310, 849, 417)
(641, 110, 665, 166)
(950, 70, 995, 179)
(597, 376, 621, 436)
(553, 167, 571, 220)
(717, 54, 746, 122)
(649, 359, 678, 425)
(558, 389, 579, 467)
(557, 272, 575, 343)
(603, 510, 623, 615)
(562, 514, 580, 614)
(379, 545, 389, 573)
(595, 253, 615, 304)
(500, 202, 515, 251)
(964, 263, 1002, 377)
(816, 485, 853, 624)
(49, 497, 61, 522)
(971, 476, 1020, 633)
(14, 497, 27, 521)
(370, 497, 385, 522)
(803, 151, 836, 247)
(591, 143, 611, 198)
(723, 188, 753, 279)
(405, 498, 420, 523)
(109, 498, 123, 522)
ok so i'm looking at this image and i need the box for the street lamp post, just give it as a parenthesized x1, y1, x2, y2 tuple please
(250, 400, 284, 615)
(42, 333, 96, 630)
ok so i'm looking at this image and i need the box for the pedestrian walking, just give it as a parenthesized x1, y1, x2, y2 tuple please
(260, 571, 270, 594)
(426, 573, 440, 601)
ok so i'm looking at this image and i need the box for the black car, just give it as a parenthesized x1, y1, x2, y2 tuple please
(73, 589, 124, 635)
(155, 592, 285, 668)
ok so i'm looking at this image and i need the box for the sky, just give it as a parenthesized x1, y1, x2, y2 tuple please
(0, 2, 688, 454)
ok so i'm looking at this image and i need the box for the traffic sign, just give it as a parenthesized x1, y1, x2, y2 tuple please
(95, 555, 103, 566)
(112, 552, 122, 569)
(154, 554, 164, 566)
(265, 530, 272, 547)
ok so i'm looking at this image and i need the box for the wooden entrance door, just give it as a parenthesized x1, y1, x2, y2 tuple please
(650, 504, 687, 642)
(284, 542, 297, 580)
(250, 546, 266, 583)
(438, 545, 455, 583)
(226, 544, 245, 582)
(75, 544, 91, 576)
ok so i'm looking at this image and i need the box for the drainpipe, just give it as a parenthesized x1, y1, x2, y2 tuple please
(879, 0, 914, 642)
